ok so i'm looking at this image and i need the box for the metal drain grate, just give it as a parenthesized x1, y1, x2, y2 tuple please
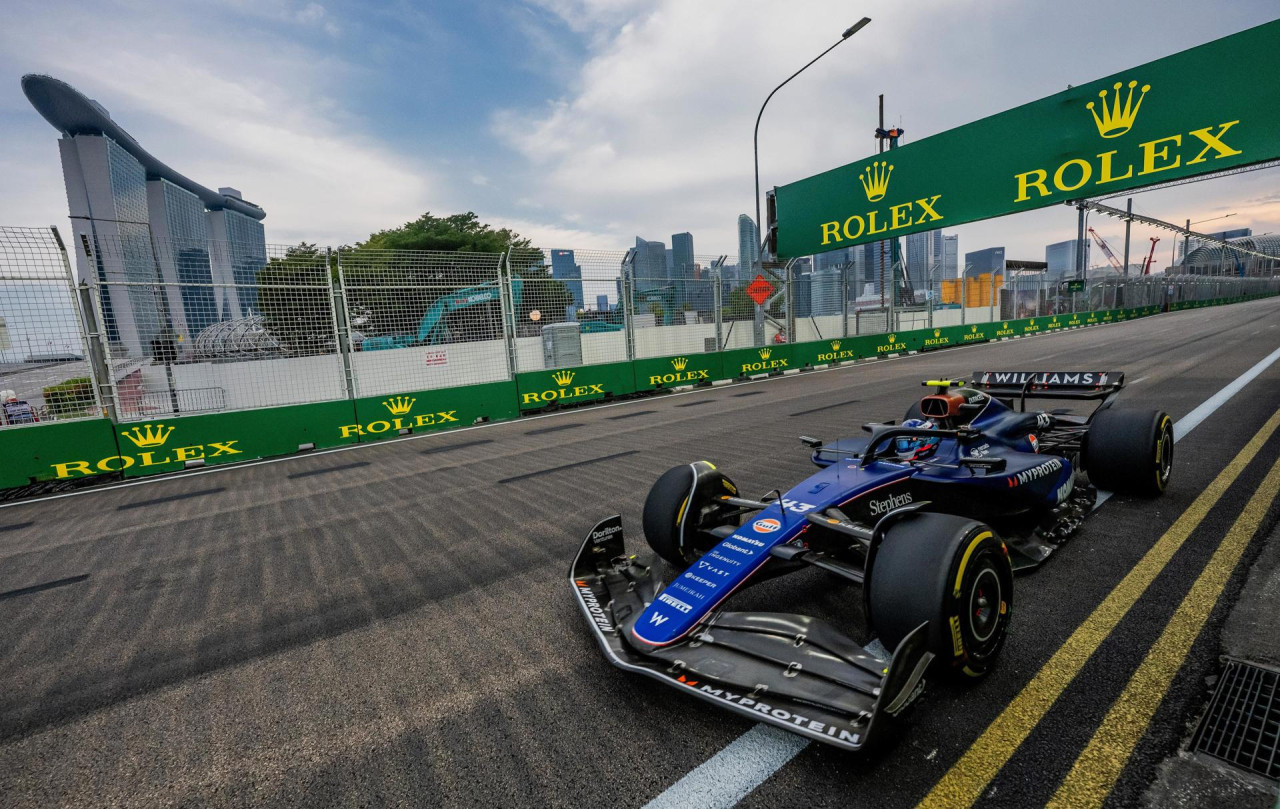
(1191, 658, 1280, 780)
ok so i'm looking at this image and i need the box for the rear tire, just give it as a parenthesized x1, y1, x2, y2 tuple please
(642, 462, 741, 568)
(1083, 408, 1173, 497)
(868, 513, 1013, 680)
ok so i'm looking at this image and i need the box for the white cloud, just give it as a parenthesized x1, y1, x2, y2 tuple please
(498, 0, 1280, 260)
(0, 1, 440, 246)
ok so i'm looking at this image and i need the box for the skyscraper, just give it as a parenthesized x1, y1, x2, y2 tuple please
(670, 232, 694, 280)
(633, 237, 667, 291)
(965, 247, 1006, 277)
(905, 229, 944, 291)
(943, 235, 959, 280)
(550, 249, 584, 310)
(1045, 240, 1090, 279)
(738, 215, 760, 275)
(23, 74, 268, 357)
(207, 191, 266, 316)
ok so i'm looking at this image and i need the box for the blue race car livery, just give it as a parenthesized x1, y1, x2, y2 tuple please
(571, 371, 1173, 751)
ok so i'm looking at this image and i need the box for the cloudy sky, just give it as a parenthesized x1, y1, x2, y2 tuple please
(1, 0, 1277, 269)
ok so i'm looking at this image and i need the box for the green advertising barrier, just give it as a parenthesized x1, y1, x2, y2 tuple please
(516, 361, 635, 411)
(632, 352, 727, 392)
(349, 380, 519, 442)
(791, 335, 875, 367)
(916, 326, 964, 351)
(108, 400, 359, 479)
(958, 322, 994, 344)
(989, 320, 1019, 339)
(0, 418, 120, 489)
(721, 343, 795, 377)
(24, 400, 359, 483)
(1016, 317, 1048, 337)
(2, 293, 1273, 494)
(869, 329, 921, 356)
(775, 20, 1280, 259)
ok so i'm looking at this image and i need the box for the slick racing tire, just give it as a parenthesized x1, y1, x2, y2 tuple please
(642, 461, 741, 568)
(868, 513, 1013, 680)
(1083, 408, 1173, 497)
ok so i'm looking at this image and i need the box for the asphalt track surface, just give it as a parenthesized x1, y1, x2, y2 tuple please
(2, 298, 1279, 808)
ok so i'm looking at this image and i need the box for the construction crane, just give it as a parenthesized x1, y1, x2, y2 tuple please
(1087, 227, 1124, 273)
(1142, 237, 1161, 276)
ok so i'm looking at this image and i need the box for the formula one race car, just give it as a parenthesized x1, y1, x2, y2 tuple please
(570, 370, 1173, 751)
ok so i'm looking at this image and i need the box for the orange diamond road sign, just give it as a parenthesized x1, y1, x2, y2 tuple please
(746, 274, 774, 306)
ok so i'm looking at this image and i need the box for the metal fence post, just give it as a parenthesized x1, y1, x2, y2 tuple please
(498, 251, 519, 377)
(330, 247, 358, 401)
(75, 280, 117, 421)
(49, 226, 112, 420)
(841, 263, 850, 338)
(712, 258, 724, 351)
(778, 258, 788, 340)
(621, 249, 636, 362)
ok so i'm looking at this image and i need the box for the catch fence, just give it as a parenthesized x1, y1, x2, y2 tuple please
(2, 224, 1278, 433)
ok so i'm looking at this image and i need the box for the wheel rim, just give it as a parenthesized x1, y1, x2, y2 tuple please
(968, 566, 1002, 643)
(1157, 429, 1173, 484)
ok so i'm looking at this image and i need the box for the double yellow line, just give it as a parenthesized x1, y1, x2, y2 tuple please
(920, 409, 1280, 809)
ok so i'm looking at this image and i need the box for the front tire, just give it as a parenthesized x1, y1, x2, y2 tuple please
(1083, 408, 1173, 497)
(868, 513, 1013, 680)
(642, 462, 741, 567)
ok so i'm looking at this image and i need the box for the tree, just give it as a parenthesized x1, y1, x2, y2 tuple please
(341, 214, 571, 341)
(359, 212, 531, 254)
(256, 214, 576, 348)
(256, 243, 336, 355)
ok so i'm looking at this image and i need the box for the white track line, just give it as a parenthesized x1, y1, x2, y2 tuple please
(642, 726, 810, 809)
(642, 341, 1280, 809)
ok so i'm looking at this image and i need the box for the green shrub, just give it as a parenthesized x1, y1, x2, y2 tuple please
(42, 377, 95, 419)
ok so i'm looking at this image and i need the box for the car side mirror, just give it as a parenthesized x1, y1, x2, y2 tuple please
(798, 435, 823, 448)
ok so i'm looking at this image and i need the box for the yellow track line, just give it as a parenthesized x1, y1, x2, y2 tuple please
(918, 408, 1280, 809)
(1047, 448, 1280, 808)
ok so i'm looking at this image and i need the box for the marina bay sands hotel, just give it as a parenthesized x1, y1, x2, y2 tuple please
(21, 74, 268, 357)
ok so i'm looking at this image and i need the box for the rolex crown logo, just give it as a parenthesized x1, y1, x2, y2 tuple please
(121, 423, 174, 448)
(933, 329, 941, 337)
(1003, 322, 1009, 329)
(830, 340, 841, 351)
(552, 369, 576, 386)
(888, 333, 896, 342)
(382, 396, 415, 415)
(1087, 80, 1149, 139)
(971, 325, 978, 332)
(671, 357, 689, 371)
(758, 348, 772, 360)
(859, 160, 894, 202)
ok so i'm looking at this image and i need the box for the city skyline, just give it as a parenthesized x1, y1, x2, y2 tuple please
(2, 4, 1278, 267)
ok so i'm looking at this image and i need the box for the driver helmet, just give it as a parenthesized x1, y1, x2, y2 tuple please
(896, 417, 939, 459)
(0, 389, 16, 403)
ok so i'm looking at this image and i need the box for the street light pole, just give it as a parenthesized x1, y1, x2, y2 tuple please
(754, 17, 871, 261)
(1182, 212, 1237, 273)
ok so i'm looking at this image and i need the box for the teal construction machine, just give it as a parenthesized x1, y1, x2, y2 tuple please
(361, 277, 523, 350)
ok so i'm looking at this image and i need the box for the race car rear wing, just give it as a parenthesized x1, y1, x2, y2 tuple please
(969, 371, 1125, 409)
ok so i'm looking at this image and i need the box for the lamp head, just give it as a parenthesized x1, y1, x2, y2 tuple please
(843, 17, 871, 38)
